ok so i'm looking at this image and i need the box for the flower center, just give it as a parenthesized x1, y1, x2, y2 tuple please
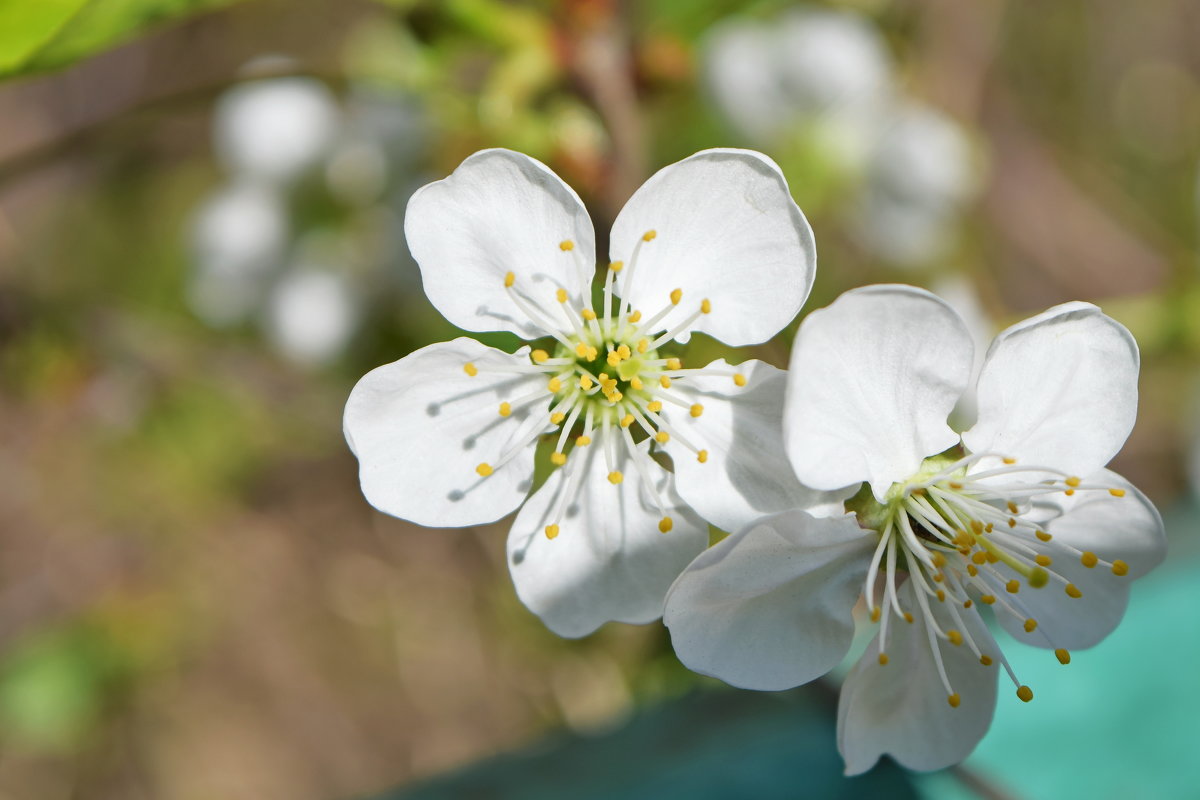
(460, 231, 749, 541)
(848, 448, 1131, 709)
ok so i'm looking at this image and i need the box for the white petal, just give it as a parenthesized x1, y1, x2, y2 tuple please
(664, 510, 874, 691)
(702, 22, 792, 144)
(405, 149, 596, 338)
(785, 285, 972, 500)
(838, 581, 999, 775)
(963, 303, 1139, 477)
(507, 439, 707, 638)
(343, 338, 546, 527)
(992, 471, 1164, 650)
(609, 149, 815, 346)
(661, 359, 853, 532)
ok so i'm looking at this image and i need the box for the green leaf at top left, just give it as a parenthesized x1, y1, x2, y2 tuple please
(0, 0, 91, 74)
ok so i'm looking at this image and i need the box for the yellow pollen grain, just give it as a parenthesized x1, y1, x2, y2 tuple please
(701, 298, 712, 314)
(463, 362, 478, 376)
(870, 607, 881, 623)
(903, 612, 914, 624)
(476, 463, 493, 477)
(1024, 618, 1038, 633)
(981, 595, 996, 605)
(972, 552, 987, 565)
(967, 564, 978, 577)
(666, 358, 682, 370)
(548, 377, 562, 392)
(607, 351, 622, 367)
(1017, 686, 1034, 703)
(697, 450, 709, 463)
(1065, 488, 1075, 496)
(586, 346, 598, 360)
(620, 414, 634, 428)
(582, 308, 597, 321)
(948, 630, 963, 646)
(1036, 531, 1052, 542)
(609, 260, 623, 272)
(1081, 551, 1098, 568)
(985, 523, 994, 532)
(659, 375, 671, 388)
(656, 431, 670, 443)
(647, 401, 663, 412)
(1035, 554, 1052, 567)
(963, 599, 974, 609)
(932, 573, 945, 583)
(1112, 560, 1129, 576)
(1066, 476, 1081, 487)
(1008, 517, 1017, 528)
(690, 404, 704, 418)
(670, 288, 683, 305)
(936, 590, 946, 602)
(878, 653, 889, 666)
(575, 343, 589, 358)
(1065, 583, 1082, 598)
(545, 524, 560, 540)
(608, 471, 624, 485)
(659, 516, 673, 533)
(980, 654, 993, 666)
(617, 344, 632, 360)
(629, 310, 643, 323)
(556, 289, 568, 304)
(1003, 457, 1017, 465)
(1109, 488, 1126, 497)
(949, 482, 963, 490)
(504, 271, 515, 288)
(971, 520, 984, 535)
(498, 402, 512, 417)
(551, 412, 566, 425)
(630, 377, 644, 391)
(559, 240, 574, 251)
(643, 229, 657, 242)
(579, 375, 593, 390)
(550, 452, 567, 466)
(638, 339, 650, 354)
(1007, 501, 1019, 514)
(1055, 649, 1071, 665)
(947, 693, 961, 709)
(1006, 579, 1020, 594)
(733, 373, 747, 387)
(932, 552, 947, 568)
(986, 552, 999, 563)
(576, 435, 592, 446)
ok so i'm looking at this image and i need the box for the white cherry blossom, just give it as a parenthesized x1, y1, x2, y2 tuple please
(345, 148, 820, 637)
(664, 284, 1165, 773)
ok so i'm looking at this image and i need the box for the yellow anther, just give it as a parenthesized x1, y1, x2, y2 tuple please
(1066, 476, 1081, 487)
(607, 351, 622, 367)
(1055, 649, 1071, 665)
(609, 260, 623, 272)
(948, 630, 963, 646)
(587, 346, 598, 360)
(548, 377, 562, 392)
(1065, 583, 1082, 598)
(985, 523, 994, 532)
(963, 599, 973, 609)
(504, 271, 515, 288)
(545, 524, 560, 540)
(637, 338, 649, 354)
(1024, 618, 1038, 633)
(659, 375, 671, 388)
(498, 402, 512, 417)
(607, 391, 623, 403)
(531, 350, 548, 364)
(970, 520, 984, 535)
(630, 376, 644, 391)
(1109, 488, 1126, 497)
(690, 404, 704, 418)
(1016, 685, 1034, 703)
(936, 590, 946, 602)
(463, 362, 478, 376)
(1008, 517, 1017, 528)
(932, 552, 947, 568)
(903, 612, 914, 624)
(947, 693, 961, 708)
(598, 372, 611, 384)
(628, 310, 643, 323)
(733, 374, 747, 387)
(932, 573, 945, 583)
(670, 288, 683, 305)
(576, 435, 592, 446)
(620, 414, 634, 428)
(986, 552, 999, 563)
(1064, 488, 1075, 496)
(579, 375, 594, 390)
(646, 401, 663, 413)
(555, 289, 568, 304)
(656, 431, 670, 443)
(643, 229, 657, 242)
(1029, 568, 1049, 588)
(608, 471, 624, 485)
(870, 607, 881, 623)
(1112, 560, 1129, 576)
(617, 344, 631, 360)
(559, 240, 574, 251)
(1006, 579, 1020, 594)
(551, 412, 566, 425)
(981, 594, 996, 605)
(878, 653, 889, 666)
(575, 343, 590, 358)
(550, 452, 567, 466)
(980, 654, 993, 666)
(1036, 531, 1052, 542)
(666, 358, 682, 370)
(1035, 554, 1052, 567)
(476, 463, 494, 477)
(582, 308, 597, 321)
(659, 516, 673, 533)
(700, 298, 712, 314)
(1081, 551, 1098, 568)
(972, 552, 987, 565)
(1002, 457, 1017, 465)
(1007, 501, 1019, 514)
(697, 450, 709, 463)
(949, 482, 963, 490)
(967, 564, 978, 577)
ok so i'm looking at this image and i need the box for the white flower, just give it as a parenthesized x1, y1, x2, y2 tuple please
(265, 266, 359, 366)
(343, 148, 821, 636)
(664, 284, 1166, 773)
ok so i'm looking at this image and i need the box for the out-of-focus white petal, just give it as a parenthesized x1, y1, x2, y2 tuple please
(963, 303, 1140, 478)
(785, 285, 972, 500)
(838, 581, 999, 775)
(214, 77, 341, 184)
(343, 338, 546, 527)
(507, 440, 707, 638)
(404, 149, 596, 339)
(264, 267, 359, 366)
(664, 509, 873, 691)
(662, 359, 853, 533)
(609, 149, 815, 346)
(702, 22, 792, 144)
(992, 471, 1165, 650)
(774, 10, 891, 121)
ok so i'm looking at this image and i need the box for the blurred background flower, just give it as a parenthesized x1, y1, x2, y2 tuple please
(0, 0, 1197, 798)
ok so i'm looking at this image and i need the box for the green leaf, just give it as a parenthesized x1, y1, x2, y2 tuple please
(0, 0, 241, 79)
